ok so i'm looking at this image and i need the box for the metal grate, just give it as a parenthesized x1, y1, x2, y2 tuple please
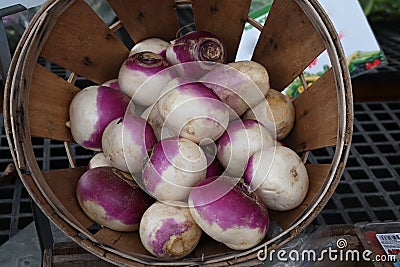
(313, 101, 400, 225)
(0, 116, 34, 246)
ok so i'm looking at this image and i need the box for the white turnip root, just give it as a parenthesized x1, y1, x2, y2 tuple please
(139, 201, 202, 258)
(118, 52, 175, 106)
(166, 31, 226, 78)
(141, 104, 176, 141)
(244, 146, 309, 211)
(129, 38, 169, 57)
(217, 119, 274, 177)
(188, 176, 269, 250)
(243, 89, 295, 140)
(201, 61, 270, 118)
(88, 152, 112, 169)
(102, 112, 156, 173)
(157, 81, 229, 144)
(68, 85, 131, 151)
(76, 167, 154, 232)
(142, 137, 207, 202)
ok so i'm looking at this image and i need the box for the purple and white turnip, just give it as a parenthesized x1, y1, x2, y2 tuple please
(166, 31, 226, 78)
(102, 112, 156, 173)
(142, 137, 207, 202)
(139, 201, 202, 258)
(201, 61, 270, 118)
(68, 85, 131, 151)
(76, 167, 154, 232)
(244, 146, 309, 211)
(118, 51, 174, 106)
(157, 81, 230, 144)
(217, 119, 274, 177)
(188, 177, 269, 250)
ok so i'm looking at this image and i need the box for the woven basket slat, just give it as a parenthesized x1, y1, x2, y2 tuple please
(252, 0, 325, 90)
(94, 228, 124, 246)
(194, 236, 233, 258)
(93, 228, 152, 258)
(284, 68, 338, 152)
(29, 63, 78, 142)
(108, 0, 179, 43)
(268, 164, 330, 229)
(112, 232, 152, 257)
(104, 252, 147, 267)
(40, 0, 129, 84)
(191, 0, 252, 62)
(43, 167, 94, 231)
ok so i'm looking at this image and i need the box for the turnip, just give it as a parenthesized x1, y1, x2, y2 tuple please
(88, 152, 112, 169)
(76, 167, 154, 232)
(68, 85, 131, 151)
(157, 81, 229, 144)
(160, 76, 195, 96)
(201, 143, 223, 178)
(118, 51, 175, 106)
(244, 146, 309, 211)
(102, 112, 156, 173)
(129, 37, 169, 57)
(201, 61, 270, 118)
(139, 201, 202, 258)
(188, 176, 269, 250)
(243, 89, 295, 140)
(217, 119, 274, 177)
(205, 153, 222, 178)
(102, 79, 120, 90)
(142, 137, 207, 202)
(141, 104, 175, 141)
(166, 31, 226, 78)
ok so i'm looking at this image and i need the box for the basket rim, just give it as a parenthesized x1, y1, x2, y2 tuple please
(3, 0, 353, 265)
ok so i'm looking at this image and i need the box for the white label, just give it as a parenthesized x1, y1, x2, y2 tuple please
(376, 233, 400, 258)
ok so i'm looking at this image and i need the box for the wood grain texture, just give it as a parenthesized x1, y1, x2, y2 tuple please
(283, 68, 338, 152)
(43, 167, 94, 231)
(40, 0, 129, 84)
(107, 0, 179, 42)
(192, 0, 251, 62)
(252, 0, 325, 90)
(269, 164, 330, 229)
(29, 63, 79, 142)
(94, 228, 123, 246)
(113, 232, 151, 257)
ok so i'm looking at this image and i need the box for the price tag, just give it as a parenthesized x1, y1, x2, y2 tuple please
(376, 233, 400, 266)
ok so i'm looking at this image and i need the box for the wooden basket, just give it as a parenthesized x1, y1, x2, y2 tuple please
(4, 0, 353, 265)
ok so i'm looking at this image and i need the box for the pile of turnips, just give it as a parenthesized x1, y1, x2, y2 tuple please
(68, 30, 309, 259)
